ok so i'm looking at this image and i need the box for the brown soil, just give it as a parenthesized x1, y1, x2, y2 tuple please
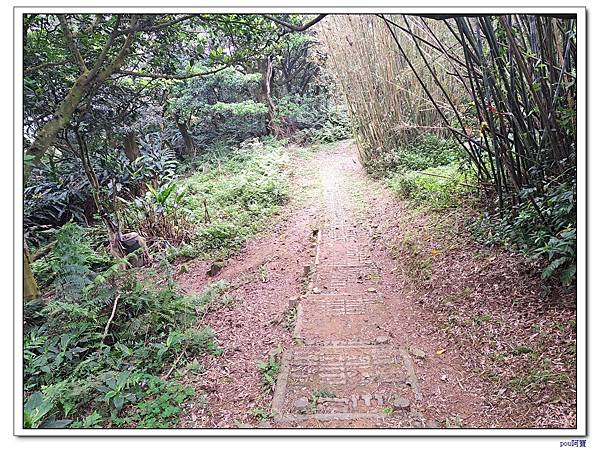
(175, 140, 576, 429)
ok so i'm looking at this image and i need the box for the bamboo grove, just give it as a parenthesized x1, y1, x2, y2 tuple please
(322, 14, 577, 283)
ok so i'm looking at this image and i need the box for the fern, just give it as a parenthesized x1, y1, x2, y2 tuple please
(50, 223, 98, 302)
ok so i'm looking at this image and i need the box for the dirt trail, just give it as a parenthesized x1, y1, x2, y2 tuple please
(270, 141, 483, 428)
(178, 141, 483, 428)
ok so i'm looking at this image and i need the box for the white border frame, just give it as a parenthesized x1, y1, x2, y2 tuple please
(13, 5, 587, 437)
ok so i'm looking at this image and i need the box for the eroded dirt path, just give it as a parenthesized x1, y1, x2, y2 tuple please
(270, 141, 482, 428)
(177, 141, 489, 428)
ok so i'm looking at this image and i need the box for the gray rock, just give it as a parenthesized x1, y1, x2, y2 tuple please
(207, 261, 224, 277)
(375, 335, 390, 344)
(409, 346, 426, 359)
(362, 394, 372, 407)
(294, 397, 310, 412)
(392, 396, 410, 410)
(426, 419, 441, 428)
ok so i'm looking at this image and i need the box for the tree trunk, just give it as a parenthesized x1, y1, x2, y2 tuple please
(259, 56, 281, 137)
(175, 117, 196, 158)
(24, 246, 40, 301)
(25, 71, 89, 172)
(123, 131, 140, 162)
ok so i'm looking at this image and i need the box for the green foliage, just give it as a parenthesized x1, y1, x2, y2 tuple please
(31, 223, 111, 294)
(257, 349, 282, 391)
(211, 100, 268, 116)
(309, 388, 336, 412)
(24, 224, 222, 428)
(293, 104, 352, 144)
(113, 378, 195, 428)
(124, 180, 195, 247)
(398, 135, 463, 171)
(167, 68, 268, 148)
(368, 134, 464, 176)
(471, 181, 576, 286)
(388, 163, 475, 209)
(371, 134, 473, 209)
(181, 142, 290, 259)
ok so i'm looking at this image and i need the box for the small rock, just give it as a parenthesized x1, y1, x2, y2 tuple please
(440, 374, 448, 382)
(426, 419, 441, 428)
(367, 287, 377, 293)
(375, 336, 390, 344)
(258, 420, 272, 428)
(409, 346, 426, 359)
(392, 396, 410, 410)
(294, 397, 309, 412)
(362, 394, 372, 406)
(207, 261, 224, 277)
(312, 287, 322, 294)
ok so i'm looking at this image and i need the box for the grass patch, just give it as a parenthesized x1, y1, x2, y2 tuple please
(388, 163, 475, 209)
(178, 140, 291, 260)
(310, 388, 336, 413)
(399, 233, 433, 285)
(284, 306, 297, 332)
(257, 348, 283, 392)
(509, 370, 569, 393)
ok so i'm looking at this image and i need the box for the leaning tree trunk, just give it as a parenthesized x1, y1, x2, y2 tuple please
(175, 116, 196, 158)
(24, 245, 39, 301)
(123, 131, 140, 162)
(24, 15, 139, 178)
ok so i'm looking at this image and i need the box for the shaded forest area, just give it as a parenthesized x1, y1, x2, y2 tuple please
(22, 13, 577, 429)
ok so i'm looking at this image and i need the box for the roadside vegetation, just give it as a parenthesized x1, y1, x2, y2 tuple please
(22, 12, 576, 429)
(323, 14, 576, 288)
(23, 13, 349, 428)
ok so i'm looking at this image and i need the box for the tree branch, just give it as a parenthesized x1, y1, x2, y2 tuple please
(264, 14, 327, 32)
(24, 60, 67, 75)
(115, 65, 230, 80)
(58, 14, 88, 73)
(116, 14, 196, 36)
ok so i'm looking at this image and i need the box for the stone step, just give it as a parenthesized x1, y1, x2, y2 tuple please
(271, 345, 423, 423)
(294, 294, 389, 343)
(311, 264, 382, 294)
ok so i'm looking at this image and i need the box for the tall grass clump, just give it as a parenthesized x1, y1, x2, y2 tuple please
(180, 139, 291, 259)
(319, 15, 467, 167)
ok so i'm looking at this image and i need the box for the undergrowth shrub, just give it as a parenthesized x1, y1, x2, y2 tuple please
(180, 140, 291, 259)
(367, 134, 463, 176)
(123, 181, 196, 247)
(31, 223, 111, 293)
(293, 104, 352, 144)
(24, 223, 228, 428)
(470, 180, 576, 286)
(388, 163, 475, 209)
